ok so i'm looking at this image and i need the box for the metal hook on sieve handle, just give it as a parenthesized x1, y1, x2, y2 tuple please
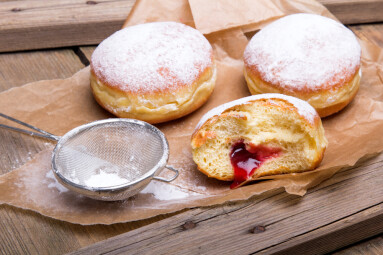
(0, 113, 60, 141)
(153, 165, 179, 183)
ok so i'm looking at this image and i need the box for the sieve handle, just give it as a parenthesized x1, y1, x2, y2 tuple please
(0, 113, 60, 141)
(153, 165, 179, 183)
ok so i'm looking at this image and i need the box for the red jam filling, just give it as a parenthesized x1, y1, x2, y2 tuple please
(230, 141, 281, 189)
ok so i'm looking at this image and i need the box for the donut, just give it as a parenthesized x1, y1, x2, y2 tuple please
(243, 14, 361, 117)
(90, 22, 216, 124)
(191, 94, 328, 188)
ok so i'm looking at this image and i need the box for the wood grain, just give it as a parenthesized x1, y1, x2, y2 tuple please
(0, 204, 181, 255)
(0, 0, 136, 52)
(321, 0, 383, 24)
(0, 49, 85, 174)
(351, 23, 383, 47)
(71, 154, 383, 255)
(0, 49, 84, 92)
(334, 234, 383, 255)
(267, 204, 383, 254)
(1, 0, 383, 52)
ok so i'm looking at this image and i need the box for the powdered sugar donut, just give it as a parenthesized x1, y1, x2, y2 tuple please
(191, 94, 327, 188)
(244, 14, 361, 117)
(90, 22, 216, 123)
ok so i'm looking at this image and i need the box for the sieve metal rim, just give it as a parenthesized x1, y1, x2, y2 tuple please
(51, 118, 170, 192)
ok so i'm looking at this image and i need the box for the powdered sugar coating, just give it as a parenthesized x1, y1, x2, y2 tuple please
(244, 14, 361, 91)
(91, 22, 213, 94)
(196, 93, 318, 130)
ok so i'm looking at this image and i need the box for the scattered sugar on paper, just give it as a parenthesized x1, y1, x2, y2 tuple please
(141, 181, 198, 201)
(45, 170, 69, 193)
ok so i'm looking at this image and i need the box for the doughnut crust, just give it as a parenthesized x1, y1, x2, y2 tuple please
(90, 22, 216, 124)
(243, 14, 361, 117)
(191, 94, 327, 186)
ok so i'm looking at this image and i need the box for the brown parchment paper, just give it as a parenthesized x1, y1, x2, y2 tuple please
(1, 0, 383, 225)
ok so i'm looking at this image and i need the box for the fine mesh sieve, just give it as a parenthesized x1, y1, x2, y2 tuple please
(0, 113, 179, 201)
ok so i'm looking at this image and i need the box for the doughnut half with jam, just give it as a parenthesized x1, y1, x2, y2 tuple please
(191, 94, 328, 188)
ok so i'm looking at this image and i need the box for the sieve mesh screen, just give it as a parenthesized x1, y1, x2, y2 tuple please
(54, 121, 164, 187)
(0, 113, 175, 200)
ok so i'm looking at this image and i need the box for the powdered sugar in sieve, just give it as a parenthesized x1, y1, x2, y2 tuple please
(0, 114, 179, 201)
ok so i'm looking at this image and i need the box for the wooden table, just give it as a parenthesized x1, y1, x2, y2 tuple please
(0, 1, 382, 254)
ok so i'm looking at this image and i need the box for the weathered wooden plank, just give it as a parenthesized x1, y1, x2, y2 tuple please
(263, 204, 383, 254)
(333, 234, 383, 255)
(351, 23, 383, 47)
(0, 49, 85, 172)
(0, 204, 179, 255)
(1, 0, 383, 52)
(321, 0, 383, 24)
(70, 153, 383, 255)
(0, 49, 85, 92)
(0, 0, 135, 52)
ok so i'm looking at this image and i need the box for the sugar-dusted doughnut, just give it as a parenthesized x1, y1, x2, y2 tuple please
(244, 14, 361, 117)
(90, 22, 216, 124)
(191, 94, 328, 188)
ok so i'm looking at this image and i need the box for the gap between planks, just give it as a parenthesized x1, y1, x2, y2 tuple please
(72, 47, 90, 66)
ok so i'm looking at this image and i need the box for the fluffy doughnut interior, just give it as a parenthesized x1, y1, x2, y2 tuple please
(191, 99, 327, 183)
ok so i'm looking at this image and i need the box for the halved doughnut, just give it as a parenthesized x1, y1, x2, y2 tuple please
(191, 94, 328, 188)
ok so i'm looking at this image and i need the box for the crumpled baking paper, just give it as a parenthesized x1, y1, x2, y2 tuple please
(1, 0, 383, 224)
